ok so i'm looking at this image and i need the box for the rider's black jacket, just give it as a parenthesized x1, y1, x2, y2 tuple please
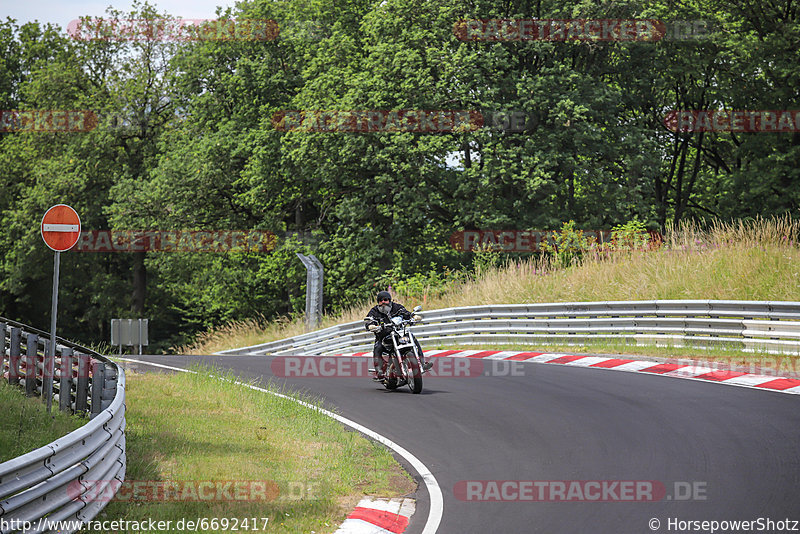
(365, 302, 413, 340)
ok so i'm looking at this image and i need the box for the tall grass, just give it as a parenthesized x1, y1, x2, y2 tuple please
(181, 217, 800, 355)
(0, 381, 85, 463)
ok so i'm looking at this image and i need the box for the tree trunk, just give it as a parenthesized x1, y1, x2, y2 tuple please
(672, 136, 690, 227)
(676, 132, 704, 223)
(295, 201, 304, 229)
(131, 251, 146, 315)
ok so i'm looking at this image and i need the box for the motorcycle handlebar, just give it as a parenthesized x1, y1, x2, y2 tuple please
(364, 317, 416, 327)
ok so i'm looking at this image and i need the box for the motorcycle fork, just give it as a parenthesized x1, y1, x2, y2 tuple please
(385, 335, 404, 378)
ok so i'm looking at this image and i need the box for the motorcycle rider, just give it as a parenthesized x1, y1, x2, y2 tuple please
(366, 290, 432, 380)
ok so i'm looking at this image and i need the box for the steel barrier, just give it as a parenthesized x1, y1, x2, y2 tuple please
(219, 300, 800, 356)
(0, 317, 125, 534)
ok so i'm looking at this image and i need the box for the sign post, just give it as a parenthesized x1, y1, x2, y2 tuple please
(110, 318, 149, 355)
(41, 204, 81, 413)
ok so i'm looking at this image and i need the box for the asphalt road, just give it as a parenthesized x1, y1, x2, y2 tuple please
(122, 354, 800, 534)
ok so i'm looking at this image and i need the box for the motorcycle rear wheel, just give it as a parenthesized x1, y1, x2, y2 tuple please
(381, 356, 399, 389)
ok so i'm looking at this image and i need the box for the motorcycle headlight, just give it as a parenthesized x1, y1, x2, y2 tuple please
(400, 336, 410, 344)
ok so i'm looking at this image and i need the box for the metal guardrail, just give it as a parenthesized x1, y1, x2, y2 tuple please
(219, 300, 800, 356)
(0, 317, 125, 534)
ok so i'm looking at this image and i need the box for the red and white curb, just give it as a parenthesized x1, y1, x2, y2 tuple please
(334, 497, 415, 534)
(336, 350, 800, 395)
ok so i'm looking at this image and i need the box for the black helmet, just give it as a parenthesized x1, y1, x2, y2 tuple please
(376, 290, 392, 303)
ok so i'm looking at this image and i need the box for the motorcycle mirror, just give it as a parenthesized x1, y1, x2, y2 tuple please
(413, 305, 422, 312)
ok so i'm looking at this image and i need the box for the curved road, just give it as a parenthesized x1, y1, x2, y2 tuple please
(124, 354, 800, 534)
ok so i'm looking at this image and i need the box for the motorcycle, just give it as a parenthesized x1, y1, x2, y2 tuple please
(366, 305, 424, 394)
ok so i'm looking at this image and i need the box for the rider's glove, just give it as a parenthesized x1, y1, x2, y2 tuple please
(412, 314, 422, 322)
(367, 323, 381, 332)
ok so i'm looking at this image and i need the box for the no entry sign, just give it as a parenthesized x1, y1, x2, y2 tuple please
(41, 204, 81, 252)
(40, 204, 81, 412)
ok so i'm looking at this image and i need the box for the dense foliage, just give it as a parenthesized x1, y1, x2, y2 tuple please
(1, 0, 798, 350)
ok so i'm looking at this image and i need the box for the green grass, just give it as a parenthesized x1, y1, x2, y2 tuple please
(0, 381, 85, 463)
(93, 365, 414, 533)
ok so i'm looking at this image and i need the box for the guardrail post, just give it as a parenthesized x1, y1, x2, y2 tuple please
(90, 359, 105, 418)
(76, 352, 90, 413)
(25, 333, 38, 396)
(1, 321, 5, 379)
(59, 347, 73, 413)
(9, 327, 21, 385)
(102, 364, 118, 411)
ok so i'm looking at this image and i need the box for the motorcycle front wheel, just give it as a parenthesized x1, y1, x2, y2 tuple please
(401, 350, 423, 394)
